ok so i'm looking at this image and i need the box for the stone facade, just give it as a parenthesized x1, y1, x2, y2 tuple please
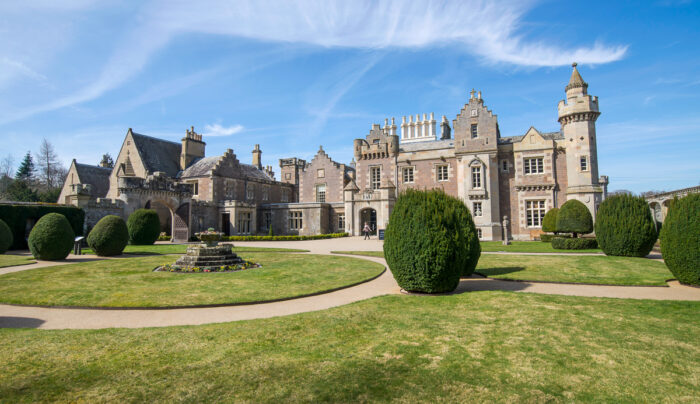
(59, 64, 607, 241)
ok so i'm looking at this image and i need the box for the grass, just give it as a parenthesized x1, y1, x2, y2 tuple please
(83, 244, 308, 255)
(480, 240, 602, 253)
(0, 254, 35, 268)
(0, 253, 384, 307)
(333, 251, 673, 286)
(1, 292, 698, 402)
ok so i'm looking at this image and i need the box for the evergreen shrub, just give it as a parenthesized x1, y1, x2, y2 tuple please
(87, 215, 129, 256)
(0, 219, 13, 254)
(383, 189, 480, 293)
(27, 213, 74, 260)
(556, 199, 593, 237)
(224, 233, 347, 242)
(0, 203, 84, 249)
(541, 208, 559, 233)
(126, 209, 160, 245)
(551, 237, 598, 250)
(660, 194, 699, 285)
(595, 194, 657, 257)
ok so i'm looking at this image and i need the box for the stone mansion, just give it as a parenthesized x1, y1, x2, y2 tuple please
(58, 64, 608, 241)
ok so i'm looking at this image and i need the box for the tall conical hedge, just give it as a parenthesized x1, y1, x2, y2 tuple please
(541, 208, 559, 233)
(660, 194, 699, 285)
(556, 199, 593, 237)
(595, 194, 657, 257)
(383, 189, 481, 293)
(127, 209, 161, 245)
(28, 213, 74, 260)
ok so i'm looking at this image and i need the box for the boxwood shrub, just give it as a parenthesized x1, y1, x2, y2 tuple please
(595, 194, 657, 257)
(223, 233, 348, 242)
(552, 237, 598, 250)
(556, 199, 593, 237)
(660, 194, 699, 285)
(0, 219, 13, 254)
(541, 208, 559, 233)
(87, 215, 129, 256)
(0, 203, 84, 249)
(383, 189, 480, 293)
(126, 209, 160, 245)
(27, 213, 75, 260)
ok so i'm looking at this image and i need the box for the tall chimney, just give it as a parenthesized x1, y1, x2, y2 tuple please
(252, 144, 262, 170)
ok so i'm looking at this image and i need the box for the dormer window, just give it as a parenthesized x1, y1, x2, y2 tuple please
(470, 124, 478, 139)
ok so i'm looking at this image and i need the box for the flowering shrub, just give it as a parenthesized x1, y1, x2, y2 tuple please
(155, 260, 260, 273)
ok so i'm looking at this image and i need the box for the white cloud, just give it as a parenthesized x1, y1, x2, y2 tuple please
(1, 0, 628, 124)
(203, 124, 244, 137)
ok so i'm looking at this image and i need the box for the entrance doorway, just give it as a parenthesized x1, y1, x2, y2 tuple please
(221, 213, 230, 236)
(173, 203, 190, 242)
(360, 208, 377, 235)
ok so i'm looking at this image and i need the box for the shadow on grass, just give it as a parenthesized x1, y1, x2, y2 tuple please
(477, 267, 526, 276)
(0, 316, 45, 329)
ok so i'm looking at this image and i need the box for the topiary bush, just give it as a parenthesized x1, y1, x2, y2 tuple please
(383, 189, 481, 293)
(552, 237, 598, 250)
(660, 193, 699, 285)
(541, 208, 559, 234)
(27, 213, 74, 260)
(556, 199, 593, 237)
(0, 218, 13, 254)
(87, 215, 129, 256)
(595, 194, 657, 257)
(126, 209, 161, 245)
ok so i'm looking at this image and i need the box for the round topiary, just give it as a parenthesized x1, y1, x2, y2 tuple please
(0, 218, 13, 254)
(556, 199, 593, 237)
(660, 194, 699, 285)
(541, 207, 559, 234)
(595, 194, 657, 257)
(127, 209, 161, 245)
(87, 215, 129, 256)
(28, 213, 75, 260)
(383, 189, 481, 293)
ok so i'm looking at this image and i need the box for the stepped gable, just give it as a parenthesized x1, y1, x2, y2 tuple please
(130, 132, 182, 177)
(74, 162, 111, 198)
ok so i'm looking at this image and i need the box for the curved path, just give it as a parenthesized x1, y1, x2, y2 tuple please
(0, 237, 698, 330)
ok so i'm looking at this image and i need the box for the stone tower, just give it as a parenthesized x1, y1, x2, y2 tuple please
(558, 63, 604, 217)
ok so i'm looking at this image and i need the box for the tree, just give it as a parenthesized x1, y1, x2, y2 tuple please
(0, 154, 13, 178)
(36, 138, 62, 190)
(15, 152, 35, 182)
(4, 180, 39, 202)
(100, 153, 115, 168)
(556, 199, 593, 238)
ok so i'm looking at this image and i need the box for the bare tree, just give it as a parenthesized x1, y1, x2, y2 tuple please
(0, 154, 13, 178)
(36, 138, 63, 190)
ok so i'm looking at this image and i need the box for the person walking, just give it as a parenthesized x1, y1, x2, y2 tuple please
(363, 222, 371, 240)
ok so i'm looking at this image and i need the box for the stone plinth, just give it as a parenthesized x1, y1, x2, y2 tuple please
(173, 244, 244, 268)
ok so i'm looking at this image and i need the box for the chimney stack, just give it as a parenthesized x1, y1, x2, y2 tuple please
(252, 144, 262, 170)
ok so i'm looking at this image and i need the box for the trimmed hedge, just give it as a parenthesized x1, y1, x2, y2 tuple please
(223, 233, 348, 242)
(127, 209, 161, 245)
(0, 219, 13, 254)
(27, 213, 75, 260)
(552, 237, 598, 250)
(383, 189, 480, 293)
(87, 215, 129, 256)
(660, 194, 699, 285)
(556, 199, 593, 236)
(0, 203, 84, 249)
(541, 208, 559, 233)
(595, 194, 657, 257)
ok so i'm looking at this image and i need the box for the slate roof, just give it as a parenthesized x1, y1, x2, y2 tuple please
(399, 139, 454, 152)
(131, 132, 182, 177)
(75, 162, 111, 198)
(180, 155, 274, 181)
(498, 131, 563, 144)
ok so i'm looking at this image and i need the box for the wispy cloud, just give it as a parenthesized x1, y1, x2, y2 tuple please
(203, 123, 244, 137)
(0, 0, 627, 124)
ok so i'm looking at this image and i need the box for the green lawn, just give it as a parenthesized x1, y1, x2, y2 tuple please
(0, 253, 384, 307)
(1, 292, 698, 402)
(333, 251, 673, 285)
(480, 240, 602, 253)
(0, 254, 35, 268)
(83, 244, 308, 255)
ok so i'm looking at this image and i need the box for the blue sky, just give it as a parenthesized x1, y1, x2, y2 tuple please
(1, 0, 698, 193)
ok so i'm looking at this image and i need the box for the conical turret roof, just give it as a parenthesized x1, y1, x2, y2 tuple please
(565, 62, 588, 93)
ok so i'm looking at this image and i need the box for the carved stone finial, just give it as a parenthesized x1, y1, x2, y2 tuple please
(572, 62, 578, 68)
(470, 88, 476, 99)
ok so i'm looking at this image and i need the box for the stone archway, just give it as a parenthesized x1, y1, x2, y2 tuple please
(360, 208, 377, 235)
(145, 200, 173, 235)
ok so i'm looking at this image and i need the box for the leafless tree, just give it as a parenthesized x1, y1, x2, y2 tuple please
(0, 154, 13, 178)
(36, 138, 64, 190)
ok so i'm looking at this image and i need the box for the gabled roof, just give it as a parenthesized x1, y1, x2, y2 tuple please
(498, 130, 563, 144)
(74, 162, 111, 198)
(344, 179, 359, 191)
(400, 139, 454, 152)
(130, 132, 182, 177)
(180, 154, 274, 181)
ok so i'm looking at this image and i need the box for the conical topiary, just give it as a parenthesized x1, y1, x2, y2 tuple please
(595, 194, 657, 257)
(660, 194, 699, 285)
(556, 199, 593, 237)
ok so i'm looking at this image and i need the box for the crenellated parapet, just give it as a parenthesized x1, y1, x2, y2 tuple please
(118, 173, 193, 195)
(353, 121, 399, 161)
